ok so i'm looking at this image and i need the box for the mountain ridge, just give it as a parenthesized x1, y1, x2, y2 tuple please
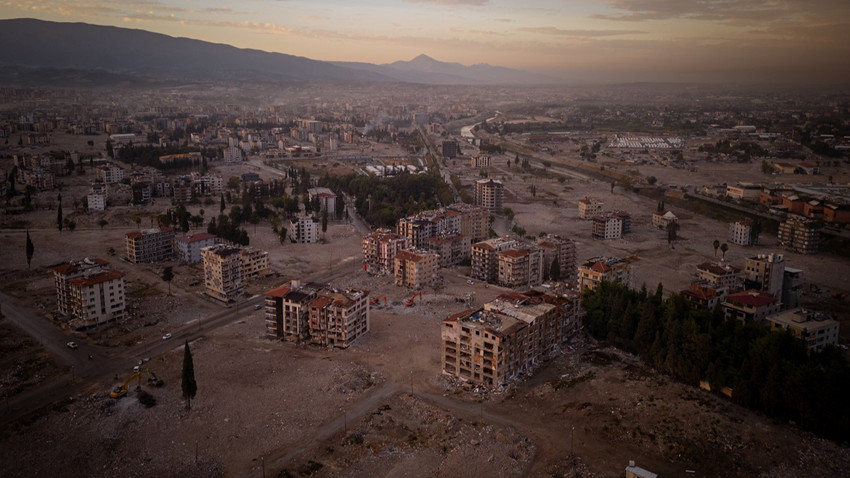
(0, 18, 556, 87)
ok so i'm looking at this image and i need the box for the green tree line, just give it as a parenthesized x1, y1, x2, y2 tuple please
(581, 281, 850, 440)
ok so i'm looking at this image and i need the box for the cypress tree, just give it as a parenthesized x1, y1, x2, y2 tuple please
(25, 230, 34, 270)
(181, 340, 197, 409)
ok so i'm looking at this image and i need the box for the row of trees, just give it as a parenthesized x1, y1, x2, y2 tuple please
(320, 171, 452, 227)
(581, 281, 850, 440)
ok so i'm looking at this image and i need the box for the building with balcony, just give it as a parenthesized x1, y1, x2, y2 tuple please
(394, 250, 438, 289)
(202, 244, 244, 303)
(52, 257, 111, 318)
(471, 237, 520, 283)
(722, 290, 781, 323)
(728, 219, 757, 246)
(777, 215, 820, 254)
(591, 214, 623, 240)
(363, 231, 410, 275)
(176, 233, 216, 263)
(474, 178, 504, 214)
(578, 257, 631, 291)
(68, 269, 126, 329)
(265, 280, 370, 348)
(289, 215, 320, 244)
(578, 197, 603, 220)
(125, 228, 175, 264)
(426, 233, 471, 268)
(535, 234, 577, 286)
(441, 293, 579, 386)
(497, 247, 544, 289)
(696, 262, 742, 291)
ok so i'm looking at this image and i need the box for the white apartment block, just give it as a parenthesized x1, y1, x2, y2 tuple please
(307, 187, 337, 215)
(96, 164, 124, 184)
(591, 215, 622, 240)
(176, 232, 216, 263)
(289, 216, 320, 243)
(68, 269, 126, 328)
(223, 146, 244, 163)
(53, 257, 112, 318)
(729, 219, 755, 246)
(87, 192, 106, 212)
(764, 308, 839, 351)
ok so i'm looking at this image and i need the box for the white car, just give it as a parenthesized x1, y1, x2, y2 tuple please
(466, 280, 474, 285)
(162, 333, 172, 340)
(66, 341, 78, 349)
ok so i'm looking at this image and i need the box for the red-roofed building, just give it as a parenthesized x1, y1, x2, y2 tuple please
(265, 280, 370, 348)
(394, 250, 438, 288)
(125, 227, 175, 264)
(176, 233, 217, 263)
(52, 257, 111, 319)
(578, 257, 631, 291)
(722, 290, 781, 322)
(67, 269, 126, 328)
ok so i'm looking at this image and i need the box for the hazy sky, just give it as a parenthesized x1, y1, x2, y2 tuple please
(3, 0, 850, 84)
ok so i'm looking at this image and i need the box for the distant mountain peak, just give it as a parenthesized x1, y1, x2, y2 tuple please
(410, 54, 436, 62)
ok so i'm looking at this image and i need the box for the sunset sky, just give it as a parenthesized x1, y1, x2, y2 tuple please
(3, 0, 850, 84)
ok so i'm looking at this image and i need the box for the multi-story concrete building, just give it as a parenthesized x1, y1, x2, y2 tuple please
(777, 215, 820, 254)
(471, 237, 520, 283)
(441, 293, 579, 386)
(474, 178, 504, 214)
(363, 231, 410, 275)
(578, 257, 631, 291)
(591, 214, 622, 240)
(307, 187, 337, 215)
(578, 197, 603, 220)
(96, 164, 124, 184)
(289, 215, 320, 243)
(87, 183, 107, 212)
(441, 140, 458, 158)
(728, 219, 757, 246)
(470, 155, 491, 168)
(265, 280, 370, 348)
(764, 308, 839, 351)
(241, 248, 270, 279)
(497, 248, 544, 289)
(651, 210, 678, 229)
(396, 203, 489, 249)
(722, 290, 781, 322)
(536, 235, 577, 286)
(680, 282, 727, 310)
(782, 267, 804, 310)
(306, 288, 370, 348)
(68, 269, 126, 328)
(52, 257, 111, 318)
(744, 253, 785, 299)
(125, 228, 175, 264)
(202, 244, 244, 302)
(449, 203, 489, 243)
(394, 249, 438, 288)
(696, 262, 742, 291)
(425, 233, 470, 268)
(176, 232, 216, 263)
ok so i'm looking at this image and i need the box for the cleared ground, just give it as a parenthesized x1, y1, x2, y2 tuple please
(1, 132, 849, 477)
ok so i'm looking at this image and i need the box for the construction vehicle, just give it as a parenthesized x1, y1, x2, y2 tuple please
(370, 296, 387, 305)
(405, 291, 422, 307)
(109, 371, 142, 398)
(146, 369, 164, 387)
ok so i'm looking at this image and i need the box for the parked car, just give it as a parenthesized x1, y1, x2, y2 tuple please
(162, 333, 172, 340)
(66, 341, 78, 349)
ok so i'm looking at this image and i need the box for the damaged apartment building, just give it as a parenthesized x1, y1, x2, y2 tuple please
(441, 291, 580, 387)
(264, 279, 370, 348)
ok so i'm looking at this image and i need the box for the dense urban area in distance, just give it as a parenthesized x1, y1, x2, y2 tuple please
(2, 76, 850, 478)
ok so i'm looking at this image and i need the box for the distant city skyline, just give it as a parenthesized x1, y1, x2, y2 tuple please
(2, 1, 849, 85)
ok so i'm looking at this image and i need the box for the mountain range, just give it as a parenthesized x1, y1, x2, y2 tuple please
(0, 18, 555, 87)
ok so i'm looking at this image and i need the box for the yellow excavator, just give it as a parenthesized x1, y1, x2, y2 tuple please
(109, 371, 142, 398)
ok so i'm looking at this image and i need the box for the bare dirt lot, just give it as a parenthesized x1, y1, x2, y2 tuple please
(2, 134, 850, 477)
